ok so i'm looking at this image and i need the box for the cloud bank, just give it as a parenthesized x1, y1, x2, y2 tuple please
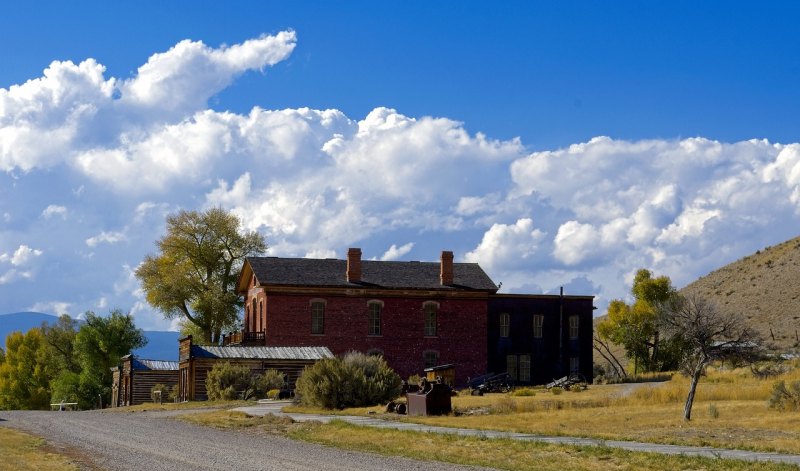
(1, 32, 798, 329)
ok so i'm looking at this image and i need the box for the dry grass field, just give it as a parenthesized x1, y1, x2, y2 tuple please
(0, 427, 81, 471)
(284, 363, 800, 455)
(393, 364, 800, 454)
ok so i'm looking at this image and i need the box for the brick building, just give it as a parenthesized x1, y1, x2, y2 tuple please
(233, 248, 594, 386)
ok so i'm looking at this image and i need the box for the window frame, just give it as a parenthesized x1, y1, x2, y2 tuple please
(506, 354, 517, 380)
(532, 314, 544, 339)
(310, 299, 325, 335)
(519, 354, 531, 382)
(423, 301, 439, 337)
(569, 315, 579, 339)
(367, 300, 383, 336)
(500, 313, 510, 338)
(570, 356, 580, 374)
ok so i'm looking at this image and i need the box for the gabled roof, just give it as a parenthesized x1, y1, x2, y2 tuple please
(239, 257, 498, 293)
(190, 345, 334, 361)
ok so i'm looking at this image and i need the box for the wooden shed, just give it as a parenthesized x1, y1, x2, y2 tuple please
(111, 355, 179, 407)
(178, 335, 334, 401)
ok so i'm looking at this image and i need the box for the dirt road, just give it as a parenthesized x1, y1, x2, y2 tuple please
(0, 409, 493, 471)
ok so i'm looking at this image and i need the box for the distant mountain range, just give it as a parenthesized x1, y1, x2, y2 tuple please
(0, 312, 180, 360)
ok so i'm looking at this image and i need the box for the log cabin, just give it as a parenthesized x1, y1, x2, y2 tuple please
(110, 355, 179, 407)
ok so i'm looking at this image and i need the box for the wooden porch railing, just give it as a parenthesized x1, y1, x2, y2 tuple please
(222, 331, 265, 346)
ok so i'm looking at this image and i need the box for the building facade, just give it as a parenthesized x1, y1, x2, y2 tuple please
(110, 355, 179, 407)
(488, 293, 594, 384)
(233, 248, 594, 387)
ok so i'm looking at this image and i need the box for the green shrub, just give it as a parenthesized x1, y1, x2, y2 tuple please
(169, 384, 180, 402)
(205, 362, 253, 401)
(768, 380, 800, 411)
(251, 369, 286, 398)
(150, 383, 169, 402)
(511, 387, 536, 397)
(295, 351, 402, 409)
(266, 389, 281, 400)
(550, 387, 563, 395)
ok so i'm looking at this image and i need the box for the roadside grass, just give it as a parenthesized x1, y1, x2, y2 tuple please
(179, 412, 799, 471)
(0, 427, 81, 471)
(108, 399, 253, 413)
(285, 365, 800, 455)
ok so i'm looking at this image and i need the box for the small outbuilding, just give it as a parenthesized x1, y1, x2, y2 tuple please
(111, 355, 179, 407)
(178, 335, 334, 401)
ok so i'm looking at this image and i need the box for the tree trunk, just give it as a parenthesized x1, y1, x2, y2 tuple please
(650, 330, 660, 370)
(684, 366, 703, 421)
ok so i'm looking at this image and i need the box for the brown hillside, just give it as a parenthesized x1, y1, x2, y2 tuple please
(681, 235, 800, 350)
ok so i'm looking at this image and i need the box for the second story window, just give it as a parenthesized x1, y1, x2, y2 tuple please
(368, 301, 382, 336)
(500, 313, 510, 338)
(569, 315, 579, 339)
(424, 302, 438, 337)
(311, 301, 325, 334)
(533, 314, 544, 338)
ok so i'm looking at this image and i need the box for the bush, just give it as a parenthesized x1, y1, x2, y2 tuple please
(205, 362, 253, 401)
(550, 387, 563, 395)
(251, 369, 286, 398)
(150, 383, 169, 402)
(266, 389, 281, 400)
(511, 387, 537, 397)
(169, 384, 180, 402)
(768, 380, 800, 411)
(295, 351, 402, 409)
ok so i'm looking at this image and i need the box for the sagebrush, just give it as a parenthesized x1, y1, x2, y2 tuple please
(295, 351, 401, 409)
(205, 363, 284, 400)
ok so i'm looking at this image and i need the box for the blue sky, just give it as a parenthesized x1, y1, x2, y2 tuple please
(1, 2, 799, 329)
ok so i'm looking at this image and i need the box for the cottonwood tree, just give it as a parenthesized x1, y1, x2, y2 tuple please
(597, 269, 684, 373)
(136, 208, 267, 344)
(659, 293, 761, 421)
(74, 309, 147, 408)
(0, 329, 51, 410)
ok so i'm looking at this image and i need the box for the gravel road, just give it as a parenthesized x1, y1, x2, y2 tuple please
(0, 409, 494, 471)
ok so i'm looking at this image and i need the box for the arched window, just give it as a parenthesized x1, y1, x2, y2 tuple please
(251, 298, 257, 333)
(423, 301, 438, 337)
(367, 300, 383, 336)
(367, 348, 384, 357)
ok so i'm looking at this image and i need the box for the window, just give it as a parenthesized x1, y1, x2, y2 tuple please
(368, 301, 382, 336)
(519, 355, 531, 382)
(506, 354, 517, 380)
(569, 315, 579, 339)
(533, 314, 544, 338)
(424, 302, 438, 337)
(311, 301, 325, 334)
(423, 350, 439, 368)
(500, 313, 510, 338)
(570, 356, 580, 374)
(250, 298, 257, 332)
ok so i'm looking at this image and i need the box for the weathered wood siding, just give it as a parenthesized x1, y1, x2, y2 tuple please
(129, 370, 179, 405)
(186, 358, 314, 401)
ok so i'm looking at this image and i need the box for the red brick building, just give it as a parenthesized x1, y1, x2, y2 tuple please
(234, 249, 497, 385)
(233, 248, 594, 386)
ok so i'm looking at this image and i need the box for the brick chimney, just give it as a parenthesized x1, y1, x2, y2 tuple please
(440, 250, 454, 285)
(347, 248, 362, 282)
